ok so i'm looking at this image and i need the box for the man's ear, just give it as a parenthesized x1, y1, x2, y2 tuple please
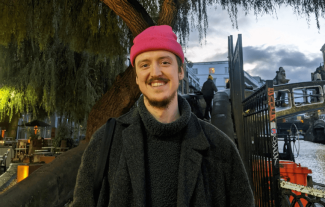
(136, 73, 139, 85)
(179, 66, 185, 80)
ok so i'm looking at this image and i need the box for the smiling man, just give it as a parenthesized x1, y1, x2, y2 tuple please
(71, 25, 254, 207)
(134, 50, 184, 123)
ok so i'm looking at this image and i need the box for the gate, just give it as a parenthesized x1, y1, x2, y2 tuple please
(242, 80, 281, 206)
(228, 34, 280, 206)
(228, 34, 325, 206)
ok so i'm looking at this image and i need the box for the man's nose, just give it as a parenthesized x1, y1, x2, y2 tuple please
(150, 62, 162, 76)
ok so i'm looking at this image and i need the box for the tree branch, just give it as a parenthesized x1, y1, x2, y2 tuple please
(157, 0, 178, 27)
(127, 0, 155, 27)
(101, 0, 153, 37)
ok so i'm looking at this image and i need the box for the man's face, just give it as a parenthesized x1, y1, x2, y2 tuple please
(135, 50, 184, 109)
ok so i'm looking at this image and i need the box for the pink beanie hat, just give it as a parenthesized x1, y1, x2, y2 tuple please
(130, 25, 184, 67)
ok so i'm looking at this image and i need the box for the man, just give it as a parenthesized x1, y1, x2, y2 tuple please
(273, 67, 290, 107)
(201, 75, 218, 121)
(71, 25, 254, 207)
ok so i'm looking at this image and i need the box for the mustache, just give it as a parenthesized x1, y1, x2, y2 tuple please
(146, 77, 169, 85)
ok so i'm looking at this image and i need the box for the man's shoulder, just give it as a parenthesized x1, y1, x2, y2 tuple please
(116, 107, 137, 125)
(89, 122, 107, 146)
(91, 107, 137, 141)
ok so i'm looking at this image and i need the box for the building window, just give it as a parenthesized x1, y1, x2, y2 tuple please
(178, 81, 182, 93)
(209, 67, 215, 74)
(225, 67, 228, 73)
(213, 79, 216, 84)
(183, 80, 187, 94)
(192, 68, 198, 74)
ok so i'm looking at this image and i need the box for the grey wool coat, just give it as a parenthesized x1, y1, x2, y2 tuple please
(71, 98, 254, 207)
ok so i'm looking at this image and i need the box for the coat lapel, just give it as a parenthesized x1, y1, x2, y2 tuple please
(121, 110, 147, 206)
(177, 115, 210, 206)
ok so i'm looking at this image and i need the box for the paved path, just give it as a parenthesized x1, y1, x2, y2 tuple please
(0, 163, 20, 192)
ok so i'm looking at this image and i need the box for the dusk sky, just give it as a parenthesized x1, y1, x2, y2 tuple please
(183, 5, 325, 83)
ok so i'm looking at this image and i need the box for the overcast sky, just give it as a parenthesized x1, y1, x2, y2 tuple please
(184, 5, 325, 83)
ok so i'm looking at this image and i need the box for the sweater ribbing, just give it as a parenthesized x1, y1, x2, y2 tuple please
(138, 95, 191, 206)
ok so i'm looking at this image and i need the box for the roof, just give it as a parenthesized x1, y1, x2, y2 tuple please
(244, 71, 264, 89)
(189, 60, 228, 65)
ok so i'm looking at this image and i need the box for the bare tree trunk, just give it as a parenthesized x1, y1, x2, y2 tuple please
(157, 0, 178, 27)
(101, 0, 151, 37)
(85, 65, 141, 141)
(85, 0, 162, 141)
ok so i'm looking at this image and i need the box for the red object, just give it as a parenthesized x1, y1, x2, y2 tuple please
(279, 161, 312, 207)
(34, 125, 38, 135)
(1, 130, 5, 138)
(130, 25, 184, 67)
(252, 160, 312, 207)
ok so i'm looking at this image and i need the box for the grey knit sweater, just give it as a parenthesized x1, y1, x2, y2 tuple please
(138, 95, 191, 206)
(71, 95, 254, 207)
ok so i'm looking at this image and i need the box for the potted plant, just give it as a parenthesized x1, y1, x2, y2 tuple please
(53, 121, 74, 149)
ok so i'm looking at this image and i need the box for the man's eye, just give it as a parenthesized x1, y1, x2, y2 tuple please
(162, 61, 170, 65)
(141, 64, 149, 68)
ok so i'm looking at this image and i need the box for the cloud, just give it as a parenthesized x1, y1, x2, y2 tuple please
(243, 45, 323, 83)
(203, 51, 228, 62)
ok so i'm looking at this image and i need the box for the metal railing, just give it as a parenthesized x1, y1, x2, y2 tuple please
(242, 80, 325, 206)
(187, 69, 200, 82)
(243, 80, 281, 207)
(274, 81, 325, 119)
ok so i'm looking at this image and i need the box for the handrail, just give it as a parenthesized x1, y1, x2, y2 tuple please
(187, 69, 200, 82)
(280, 180, 325, 198)
(280, 180, 325, 206)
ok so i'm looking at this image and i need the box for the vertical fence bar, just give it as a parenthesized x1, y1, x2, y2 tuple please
(265, 81, 281, 206)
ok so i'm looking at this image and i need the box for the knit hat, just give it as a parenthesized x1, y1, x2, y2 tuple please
(208, 75, 213, 80)
(130, 25, 184, 67)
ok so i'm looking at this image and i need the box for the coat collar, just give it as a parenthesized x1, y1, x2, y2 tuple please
(117, 107, 210, 206)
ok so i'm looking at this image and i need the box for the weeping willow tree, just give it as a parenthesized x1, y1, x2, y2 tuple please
(0, 0, 129, 128)
(0, 0, 324, 142)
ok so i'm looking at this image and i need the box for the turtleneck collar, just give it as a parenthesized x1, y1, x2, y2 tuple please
(138, 94, 191, 137)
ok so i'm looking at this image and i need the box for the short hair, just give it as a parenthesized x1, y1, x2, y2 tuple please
(134, 54, 183, 74)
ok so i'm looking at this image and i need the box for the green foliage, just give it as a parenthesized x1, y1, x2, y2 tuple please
(53, 121, 71, 148)
(0, 0, 130, 124)
(27, 129, 40, 141)
(0, 0, 324, 49)
(0, 0, 129, 56)
(0, 32, 127, 124)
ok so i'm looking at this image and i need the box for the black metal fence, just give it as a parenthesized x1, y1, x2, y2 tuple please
(242, 80, 281, 207)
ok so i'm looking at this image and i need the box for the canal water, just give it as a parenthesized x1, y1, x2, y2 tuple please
(278, 139, 325, 189)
